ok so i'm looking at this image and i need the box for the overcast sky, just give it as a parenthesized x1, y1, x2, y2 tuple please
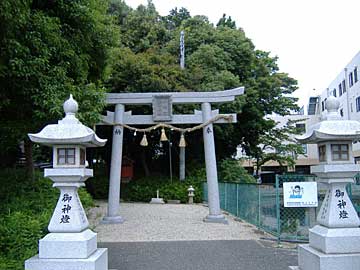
(126, 0, 360, 108)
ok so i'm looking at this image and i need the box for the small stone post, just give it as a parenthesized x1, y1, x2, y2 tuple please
(150, 189, 164, 204)
(187, 185, 195, 204)
(202, 102, 227, 224)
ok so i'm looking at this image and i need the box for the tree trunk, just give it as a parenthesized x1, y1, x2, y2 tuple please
(141, 150, 150, 177)
(24, 139, 34, 180)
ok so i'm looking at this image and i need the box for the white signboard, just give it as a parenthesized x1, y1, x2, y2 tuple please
(283, 182, 318, 208)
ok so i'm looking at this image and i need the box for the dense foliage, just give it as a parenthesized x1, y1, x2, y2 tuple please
(0, 0, 301, 175)
(0, 0, 118, 168)
(219, 159, 256, 183)
(121, 176, 203, 203)
(0, 169, 93, 270)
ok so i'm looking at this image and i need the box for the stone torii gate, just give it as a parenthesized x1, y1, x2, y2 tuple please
(100, 87, 244, 224)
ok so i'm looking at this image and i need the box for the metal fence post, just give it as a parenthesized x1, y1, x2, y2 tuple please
(275, 175, 281, 245)
(236, 184, 239, 217)
(224, 183, 227, 210)
(258, 184, 261, 228)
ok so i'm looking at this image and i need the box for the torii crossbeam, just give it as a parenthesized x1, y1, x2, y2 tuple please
(100, 87, 244, 224)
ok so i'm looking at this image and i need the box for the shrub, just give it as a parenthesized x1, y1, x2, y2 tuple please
(0, 169, 94, 270)
(121, 176, 203, 203)
(219, 158, 256, 183)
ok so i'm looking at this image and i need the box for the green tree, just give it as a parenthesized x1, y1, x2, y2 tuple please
(162, 7, 191, 30)
(114, 0, 170, 53)
(0, 0, 118, 172)
(248, 119, 306, 176)
(216, 14, 236, 29)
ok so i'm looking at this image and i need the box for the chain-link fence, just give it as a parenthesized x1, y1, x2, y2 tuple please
(203, 174, 360, 242)
(276, 174, 316, 242)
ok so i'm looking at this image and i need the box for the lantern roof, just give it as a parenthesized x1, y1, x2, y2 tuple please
(297, 96, 360, 144)
(28, 95, 107, 147)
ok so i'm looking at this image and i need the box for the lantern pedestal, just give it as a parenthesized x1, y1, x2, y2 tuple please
(45, 168, 93, 233)
(25, 248, 108, 270)
(26, 230, 107, 270)
(25, 170, 109, 270)
(39, 229, 97, 258)
(290, 179, 360, 270)
(309, 225, 360, 254)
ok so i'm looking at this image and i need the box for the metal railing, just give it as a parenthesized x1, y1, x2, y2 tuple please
(203, 174, 360, 242)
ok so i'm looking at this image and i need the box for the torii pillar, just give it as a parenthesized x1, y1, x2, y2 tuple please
(99, 87, 244, 224)
(202, 102, 225, 223)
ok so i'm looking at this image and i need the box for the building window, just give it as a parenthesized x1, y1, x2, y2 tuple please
(321, 101, 325, 111)
(339, 83, 342, 96)
(57, 148, 75, 165)
(318, 145, 326, 162)
(333, 88, 337, 97)
(302, 144, 307, 154)
(349, 72, 354, 87)
(340, 108, 343, 117)
(356, 97, 360, 112)
(296, 123, 306, 133)
(342, 79, 346, 93)
(331, 144, 349, 161)
(355, 67, 358, 83)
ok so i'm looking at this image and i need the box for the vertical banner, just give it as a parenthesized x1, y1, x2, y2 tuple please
(180, 30, 185, 69)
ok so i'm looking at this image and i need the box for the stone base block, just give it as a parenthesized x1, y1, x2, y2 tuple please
(298, 244, 360, 270)
(25, 248, 108, 270)
(203, 214, 228, 224)
(101, 215, 124, 224)
(149, 198, 165, 204)
(39, 229, 97, 259)
(309, 225, 360, 254)
(167, 200, 181, 204)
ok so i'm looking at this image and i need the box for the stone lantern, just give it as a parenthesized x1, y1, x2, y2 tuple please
(187, 185, 195, 204)
(25, 95, 109, 270)
(290, 96, 360, 270)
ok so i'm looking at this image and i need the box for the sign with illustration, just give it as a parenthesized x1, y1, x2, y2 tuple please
(283, 182, 318, 208)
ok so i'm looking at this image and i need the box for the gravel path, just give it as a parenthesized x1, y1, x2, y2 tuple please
(88, 201, 267, 242)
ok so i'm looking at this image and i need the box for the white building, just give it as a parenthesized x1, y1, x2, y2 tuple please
(316, 51, 360, 160)
(240, 50, 360, 177)
(238, 112, 319, 177)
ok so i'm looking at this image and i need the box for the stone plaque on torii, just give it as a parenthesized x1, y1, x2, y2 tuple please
(99, 87, 244, 224)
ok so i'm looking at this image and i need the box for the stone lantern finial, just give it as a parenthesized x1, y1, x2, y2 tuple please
(325, 95, 340, 112)
(63, 94, 78, 115)
(325, 95, 341, 120)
